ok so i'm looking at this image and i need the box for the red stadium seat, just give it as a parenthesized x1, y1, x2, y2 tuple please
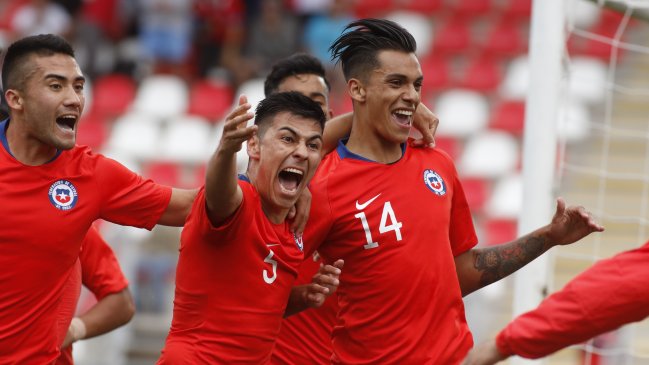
(500, 0, 532, 20)
(188, 79, 234, 122)
(420, 55, 453, 96)
(450, 0, 492, 19)
(76, 113, 109, 150)
(459, 55, 502, 92)
(461, 177, 491, 213)
(401, 0, 444, 15)
(432, 19, 472, 56)
(489, 100, 526, 136)
(483, 218, 517, 246)
(141, 161, 183, 187)
(481, 20, 527, 58)
(434, 136, 461, 160)
(353, 0, 394, 18)
(90, 74, 136, 118)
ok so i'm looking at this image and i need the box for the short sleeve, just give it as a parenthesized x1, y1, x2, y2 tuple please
(80, 227, 129, 300)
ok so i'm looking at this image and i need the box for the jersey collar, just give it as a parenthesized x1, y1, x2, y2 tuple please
(336, 138, 406, 164)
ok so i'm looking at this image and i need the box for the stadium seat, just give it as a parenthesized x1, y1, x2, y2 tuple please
(485, 173, 523, 219)
(386, 11, 434, 58)
(159, 115, 213, 164)
(141, 161, 182, 187)
(133, 75, 189, 120)
(76, 113, 109, 151)
(401, 0, 443, 15)
(461, 177, 491, 213)
(431, 19, 472, 56)
(90, 74, 136, 118)
(459, 131, 519, 178)
(482, 218, 518, 245)
(449, 0, 492, 19)
(569, 0, 601, 29)
(489, 100, 526, 136)
(234, 77, 266, 117)
(459, 55, 502, 92)
(187, 79, 234, 122)
(568, 57, 607, 104)
(353, 0, 393, 18)
(480, 19, 527, 58)
(434, 89, 490, 138)
(433, 136, 461, 160)
(106, 112, 162, 160)
(500, 0, 531, 21)
(557, 100, 591, 143)
(499, 55, 529, 100)
(420, 55, 453, 95)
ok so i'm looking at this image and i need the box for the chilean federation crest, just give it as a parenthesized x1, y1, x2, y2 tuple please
(293, 233, 304, 252)
(423, 169, 446, 196)
(48, 180, 78, 210)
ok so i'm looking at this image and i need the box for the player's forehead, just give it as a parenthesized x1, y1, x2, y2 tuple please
(278, 74, 328, 96)
(28, 53, 84, 81)
(372, 50, 422, 80)
(267, 111, 323, 137)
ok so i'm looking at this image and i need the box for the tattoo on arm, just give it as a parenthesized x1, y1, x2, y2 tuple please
(473, 236, 548, 288)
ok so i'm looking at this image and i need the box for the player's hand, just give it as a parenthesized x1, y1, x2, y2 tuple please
(409, 102, 438, 148)
(546, 197, 604, 247)
(304, 259, 344, 308)
(462, 340, 507, 365)
(289, 187, 311, 234)
(217, 95, 256, 155)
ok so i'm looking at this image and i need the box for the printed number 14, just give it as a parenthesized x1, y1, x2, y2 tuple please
(354, 202, 403, 249)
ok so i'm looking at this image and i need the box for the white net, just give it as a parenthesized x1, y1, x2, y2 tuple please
(545, 0, 649, 364)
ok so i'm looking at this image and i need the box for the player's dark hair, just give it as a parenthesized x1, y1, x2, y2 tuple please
(255, 91, 326, 135)
(264, 53, 331, 97)
(1, 34, 76, 91)
(330, 18, 417, 81)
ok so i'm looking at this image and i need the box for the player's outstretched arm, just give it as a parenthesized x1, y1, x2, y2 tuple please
(284, 259, 344, 317)
(62, 288, 135, 348)
(455, 198, 604, 296)
(204, 95, 256, 226)
(158, 188, 199, 226)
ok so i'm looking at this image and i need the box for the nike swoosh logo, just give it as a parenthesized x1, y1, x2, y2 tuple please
(355, 193, 381, 210)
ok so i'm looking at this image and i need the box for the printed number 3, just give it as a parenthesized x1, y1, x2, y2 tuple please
(263, 250, 278, 284)
(355, 201, 403, 250)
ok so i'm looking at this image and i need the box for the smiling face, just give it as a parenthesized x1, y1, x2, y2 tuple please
(249, 111, 323, 213)
(277, 73, 332, 120)
(357, 49, 422, 144)
(8, 53, 86, 151)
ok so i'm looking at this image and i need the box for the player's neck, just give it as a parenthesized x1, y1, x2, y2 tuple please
(5, 119, 58, 166)
(346, 127, 403, 164)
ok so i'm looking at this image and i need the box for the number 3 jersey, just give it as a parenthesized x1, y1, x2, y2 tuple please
(304, 141, 478, 365)
(158, 179, 303, 364)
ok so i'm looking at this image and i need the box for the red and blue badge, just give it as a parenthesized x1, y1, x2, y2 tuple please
(423, 169, 446, 196)
(293, 233, 304, 252)
(48, 180, 78, 210)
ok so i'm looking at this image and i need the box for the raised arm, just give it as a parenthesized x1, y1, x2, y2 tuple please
(204, 95, 256, 226)
(463, 243, 649, 365)
(157, 188, 198, 226)
(455, 198, 603, 296)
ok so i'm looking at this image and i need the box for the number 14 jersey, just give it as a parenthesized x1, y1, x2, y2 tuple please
(305, 141, 478, 365)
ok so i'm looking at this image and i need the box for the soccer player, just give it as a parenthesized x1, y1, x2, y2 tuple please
(0, 34, 196, 363)
(157, 92, 343, 364)
(56, 225, 135, 365)
(266, 52, 441, 364)
(462, 241, 649, 365)
(302, 18, 604, 364)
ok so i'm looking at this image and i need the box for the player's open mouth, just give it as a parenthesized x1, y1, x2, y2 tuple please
(56, 114, 78, 132)
(392, 109, 413, 127)
(278, 167, 304, 193)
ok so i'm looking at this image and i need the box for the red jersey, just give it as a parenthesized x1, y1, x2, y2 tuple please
(496, 241, 649, 359)
(0, 119, 171, 364)
(272, 251, 338, 365)
(158, 180, 304, 364)
(56, 226, 130, 365)
(304, 141, 478, 365)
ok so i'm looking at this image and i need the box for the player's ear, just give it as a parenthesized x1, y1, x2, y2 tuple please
(348, 78, 366, 103)
(4, 89, 23, 111)
(247, 134, 260, 160)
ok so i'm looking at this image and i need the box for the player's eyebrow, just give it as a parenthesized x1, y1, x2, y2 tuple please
(279, 126, 323, 142)
(44, 74, 86, 83)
